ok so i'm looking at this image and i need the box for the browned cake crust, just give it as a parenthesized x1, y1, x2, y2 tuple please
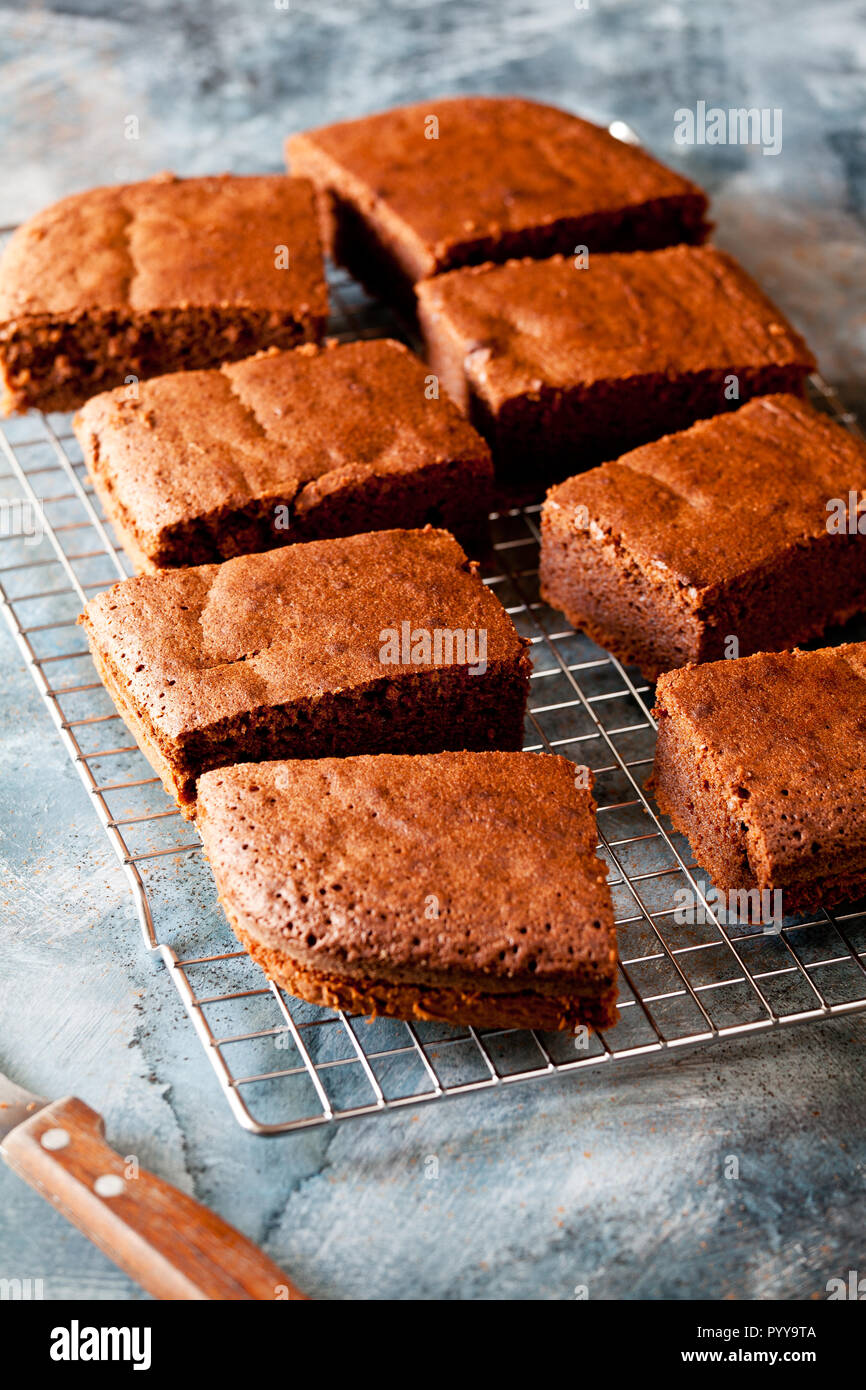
(0, 174, 329, 413)
(74, 338, 494, 570)
(540, 395, 866, 680)
(651, 645, 866, 914)
(417, 246, 816, 488)
(196, 751, 619, 1031)
(78, 528, 531, 817)
(287, 95, 709, 314)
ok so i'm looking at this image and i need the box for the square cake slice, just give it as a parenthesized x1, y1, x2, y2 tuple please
(287, 95, 709, 314)
(417, 245, 815, 487)
(540, 395, 866, 680)
(197, 751, 618, 1031)
(0, 173, 329, 413)
(74, 338, 494, 571)
(652, 644, 866, 915)
(79, 528, 531, 818)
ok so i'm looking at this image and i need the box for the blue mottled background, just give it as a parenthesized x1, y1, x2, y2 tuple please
(1, 0, 865, 1300)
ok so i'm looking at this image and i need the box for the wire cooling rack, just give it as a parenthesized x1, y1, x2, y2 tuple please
(2, 263, 866, 1134)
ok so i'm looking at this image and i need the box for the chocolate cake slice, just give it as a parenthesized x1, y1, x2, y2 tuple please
(75, 338, 493, 571)
(287, 95, 709, 314)
(197, 751, 618, 1031)
(417, 245, 816, 488)
(79, 528, 531, 818)
(540, 395, 866, 680)
(0, 173, 328, 413)
(652, 644, 866, 914)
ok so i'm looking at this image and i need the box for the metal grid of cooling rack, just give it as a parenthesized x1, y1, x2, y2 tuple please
(2, 265, 866, 1134)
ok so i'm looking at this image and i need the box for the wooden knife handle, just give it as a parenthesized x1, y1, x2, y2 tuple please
(1, 1096, 306, 1301)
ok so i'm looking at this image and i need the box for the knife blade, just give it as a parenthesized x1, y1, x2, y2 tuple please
(0, 1063, 306, 1301)
(0, 1071, 47, 1140)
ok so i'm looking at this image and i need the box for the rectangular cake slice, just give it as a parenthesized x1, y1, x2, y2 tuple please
(652, 645, 866, 914)
(417, 245, 815, 488)
(0, 173, 329, 413)
(74, 338, 494, 571)
(540, 395, 866, 680)
(79, 528, 531, 818)
(197, 751, 618, 1031)
(287, 95, 709, 314)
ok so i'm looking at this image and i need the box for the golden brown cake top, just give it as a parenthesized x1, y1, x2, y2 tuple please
(197, 751, 616, 992)
(288, 95, 706, 269)
(655, 644, 866, 877)
(0, 173, 328, 321)
(74, 339, 492, 544)
(79, 528, 525, 741)
(546, 395, 866, 590)
(417, 245, 815, 411)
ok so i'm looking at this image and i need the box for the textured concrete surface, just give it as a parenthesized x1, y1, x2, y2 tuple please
(1, 0, 866, 1301)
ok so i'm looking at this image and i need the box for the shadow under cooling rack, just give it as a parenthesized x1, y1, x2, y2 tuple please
(1, 266, 866, 1133)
